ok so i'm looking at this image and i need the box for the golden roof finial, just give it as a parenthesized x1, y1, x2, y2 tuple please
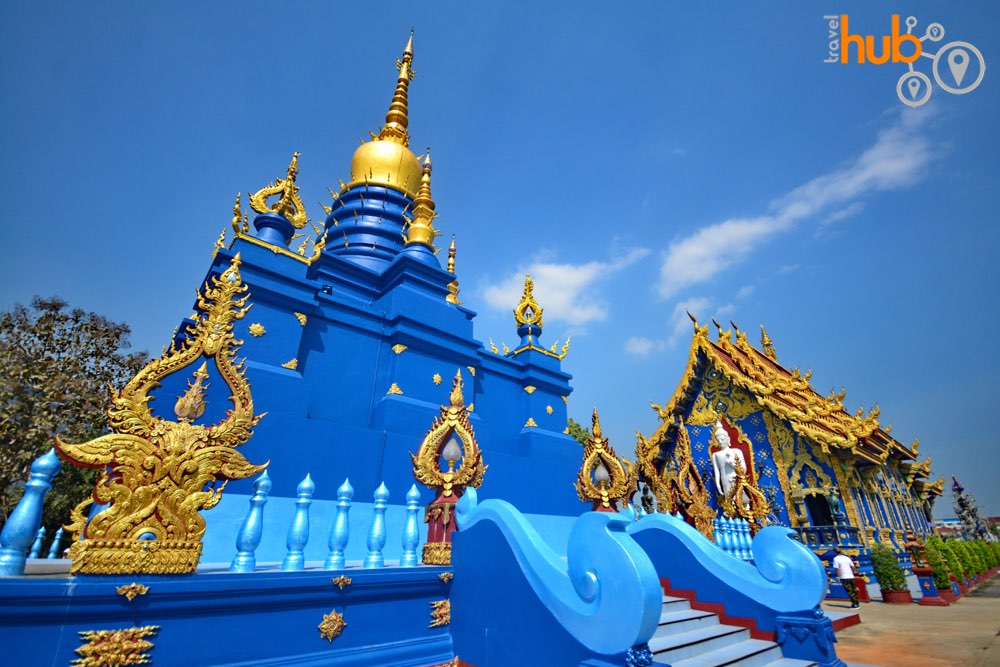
(404, 151, 438, 250)
(249, 152, 309, 229)
(514, 273, 543, 328)
(760, 324, 777, 360)
(231, 193, 243, 234)
(446, 235, 461, 305)
(381, 30, 415, 145)
(446, 235, 457, 274)
(449, 368, 465, 407)
(591, 407, 603, 439)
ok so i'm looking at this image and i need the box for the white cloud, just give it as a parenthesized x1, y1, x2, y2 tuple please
(480, 247, 650, 326)
(735, 284, 755, 299)
(658, 110, 934, 298)
(820, 201, 866, 227)
(624, 336, 665, 356)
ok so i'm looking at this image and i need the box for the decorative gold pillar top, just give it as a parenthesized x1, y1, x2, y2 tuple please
(514, 274, 543, 329)
(250, 152, 309, 228)
(446, 235, 461, 305)
(760, 324, 777, 361)
(55, 254, 268, 575)
(575, 408, 633, 511)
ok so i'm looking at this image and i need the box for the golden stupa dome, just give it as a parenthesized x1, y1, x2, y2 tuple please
(347, 33, 421, 199)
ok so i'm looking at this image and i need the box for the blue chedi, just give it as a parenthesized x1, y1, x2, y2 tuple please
(148, 33, 581, 564)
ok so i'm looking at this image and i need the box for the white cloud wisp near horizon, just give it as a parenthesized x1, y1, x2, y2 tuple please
(658, 109, 935, 299)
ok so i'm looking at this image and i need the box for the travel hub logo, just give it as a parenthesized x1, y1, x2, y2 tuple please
(824, 14, 986, 107)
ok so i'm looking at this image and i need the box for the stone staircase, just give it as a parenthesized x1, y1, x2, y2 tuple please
(649, 595, 817, 667)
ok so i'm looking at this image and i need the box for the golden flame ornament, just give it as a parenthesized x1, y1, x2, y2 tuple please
(575, 408, 633, 512)
(56, 254, 268, 574)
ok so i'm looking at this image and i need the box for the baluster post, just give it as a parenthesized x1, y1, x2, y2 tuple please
(364, 482, 389, 568)
(230, 471, 272, 573)
(0, 449, 61, 576)
(400, 484, 421, 567)
(281, 474, 315, 571)
(28, 527, 46, 559)
(46, 527, 65, 559)
(324, 478, 354, 569)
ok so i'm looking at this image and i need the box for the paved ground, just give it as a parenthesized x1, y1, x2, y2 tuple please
(823, 579, 999, 667)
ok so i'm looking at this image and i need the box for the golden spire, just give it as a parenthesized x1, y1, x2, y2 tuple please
(404, 152, 438, 250)
(347, 34, 422, 198)
(381, 30, 415, 145)
(514, 274, 543, 328)
(592, 407, 604, 439)
(760, 324, 777, 360)
(446, 235, 461, 305)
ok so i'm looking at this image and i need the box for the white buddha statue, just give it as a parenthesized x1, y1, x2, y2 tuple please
(711, 421, 750, 510)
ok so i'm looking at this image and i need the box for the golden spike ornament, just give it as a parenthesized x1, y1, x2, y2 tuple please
(381, 31, 415, 145)
(760, 324, 777, 361)
(575, 408, 633, 512)
(405, 153, 438, 250)
(250, 152, 309, 229)
(411, 369, 487, 564)
(446, 235, 461, 305)
(56, 254, 268, 574)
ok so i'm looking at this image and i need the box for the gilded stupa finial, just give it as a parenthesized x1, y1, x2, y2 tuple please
(446, 235, 461, 305)
(760, 324, 777, 361)
(249, 152, 309, 229)
(404, 151, 438, 250)
(514, 274, 543, 329)
(381, 30, 415, 145)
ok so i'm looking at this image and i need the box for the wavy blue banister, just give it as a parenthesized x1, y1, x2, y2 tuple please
(628, 513, 844, 666)
(451, 488, 661, 665)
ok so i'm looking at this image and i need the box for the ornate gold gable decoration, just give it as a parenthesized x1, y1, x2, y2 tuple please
(667, 420, 716, 539)
(514, 274, 543, 328)
(57, 255, 268, 574)
(250, 152, 308, 228)
(412, 370, 487, 564)
(575, 409, 633, 511)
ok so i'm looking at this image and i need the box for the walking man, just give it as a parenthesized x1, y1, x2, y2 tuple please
(832, 547, 860, 609)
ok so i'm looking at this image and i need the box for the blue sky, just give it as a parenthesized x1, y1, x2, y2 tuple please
(1, 2, 997, 517)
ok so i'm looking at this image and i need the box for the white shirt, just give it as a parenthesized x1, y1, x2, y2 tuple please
(832, 554, 855, 579)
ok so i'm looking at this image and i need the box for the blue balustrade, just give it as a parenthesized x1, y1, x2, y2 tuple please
(400, 484, 420, 567)
(29, 527, 46, 559)
(230, 471, 272, 573)
(324, 478, 354, 570)
(281, 474, 315, 571)
(364, 482, 389, 568)
(0, 449, 61, 576)
(46, 527, 65, 559)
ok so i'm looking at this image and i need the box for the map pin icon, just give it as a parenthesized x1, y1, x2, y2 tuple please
(948, 49, 970, 86)
(907, 78, 921, 100)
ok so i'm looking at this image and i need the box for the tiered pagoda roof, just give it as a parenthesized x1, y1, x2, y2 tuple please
(658, 318, 929, 468)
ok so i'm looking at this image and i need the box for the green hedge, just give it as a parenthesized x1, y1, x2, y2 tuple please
(924, 537, 952, 590)
(870, 543, 907, 592)
(940, 540, 968, 579)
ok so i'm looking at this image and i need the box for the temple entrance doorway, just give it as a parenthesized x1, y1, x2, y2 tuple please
(805, 494, 834, 526)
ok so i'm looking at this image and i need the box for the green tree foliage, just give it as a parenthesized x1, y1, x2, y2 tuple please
(566, 417, 590, 446)
(938, 539, 967, 580)
(870, 543, 907, 591)
(0, 297, 148, 546)
(924, 536, 952, 590)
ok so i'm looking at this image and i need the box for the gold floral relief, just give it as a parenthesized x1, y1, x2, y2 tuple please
(73, 626, 159, 667)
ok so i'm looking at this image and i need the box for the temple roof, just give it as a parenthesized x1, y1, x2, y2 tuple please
(658, 318, 918, 465)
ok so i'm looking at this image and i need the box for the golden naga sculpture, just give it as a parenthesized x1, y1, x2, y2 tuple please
(721, 457, 770, 522)
(250, 152, 309, 229)
(56, 254, 268, 574)
(630, 431, 668, 510)
(514, 273, 543, 329)
(667, 420, 716, 539)
(411, 370, 487, 564)
(575, 408, 633, 512)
